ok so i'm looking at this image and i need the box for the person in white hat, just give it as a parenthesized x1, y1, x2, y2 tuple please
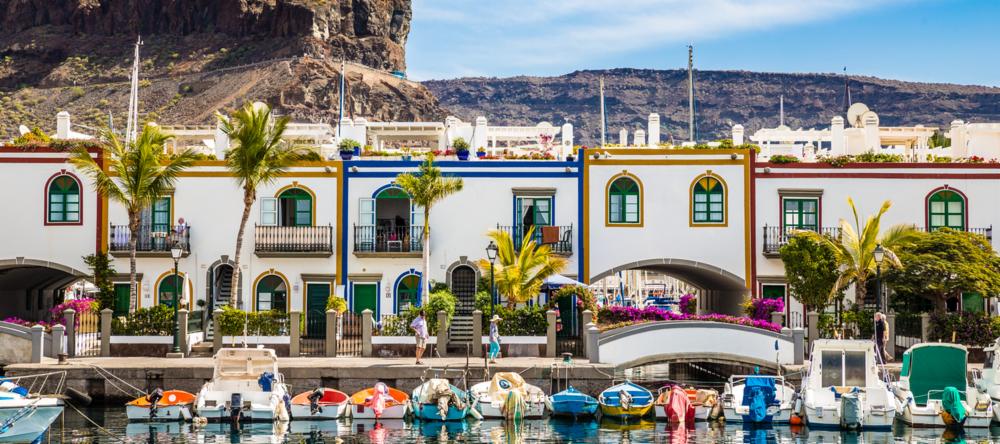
(488, 314, 502, 363)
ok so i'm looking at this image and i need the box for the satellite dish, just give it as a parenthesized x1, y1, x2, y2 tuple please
(18, 125, 29, 136)
(860, 110, 879, 128)
(847, 103, 869, 128)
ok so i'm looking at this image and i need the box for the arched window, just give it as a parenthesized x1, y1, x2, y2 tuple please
(396, 274, 421, 313)
(691, 174, 726, 226)
(607, 174, 641, 225)
(278, 188, 313, 226)
(47, 174, 81, 223)
(255, 274, 288, 312)
(928, 188, 965, 231)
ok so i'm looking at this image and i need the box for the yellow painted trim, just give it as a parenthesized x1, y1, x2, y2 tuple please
(191, 160, 341, 168)
(587, 159, 741, 166)
(584, 148, 747, 156)
(251, 269, 291, 312)
(335, 161, 344, 286)
(152, 270, 194, 310)
(275, 182, 317, 226)
(689, 172, 729, 227)
(169, 171, 338, 178)
(604, 171, 644, 228)
(743, 154, 752, 290)
(582, 155, 590, 284)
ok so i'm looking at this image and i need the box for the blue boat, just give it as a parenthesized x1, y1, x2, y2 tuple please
(410, 379, 469, 421)
(550, 386, 598, 418)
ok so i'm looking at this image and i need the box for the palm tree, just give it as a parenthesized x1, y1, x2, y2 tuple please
(478, 227, 567, 308)
(69, 124, 197, 311)
(797, 198, 919, 307)
(218, 102, 295, 310)
(395, 153, 463, 304)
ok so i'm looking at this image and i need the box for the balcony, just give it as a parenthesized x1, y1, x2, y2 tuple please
(763, 224, 994, 257)
(109, 224, 191, 257)
(353, 225, 424, 257)
(254, 225, 333, 257)
(496, 225, 573, 256)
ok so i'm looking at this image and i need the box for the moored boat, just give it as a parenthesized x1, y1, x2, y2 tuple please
(973, 337, 1000, 423)
(290, 388, 348, 420)
(801, 339, 896, 430)
(550, 386, 598, 418)
(469, 372, 548, 420)
(721, 374, 796, 424)
(0, 376, 64, 443)
(349, 383, 409, 419)
(410, 379, 469, 421)
(892, 343, 992, 428)
(598, 381, 653, 420)
(126, 389, 196, 422)
(194, 347, 290, 422)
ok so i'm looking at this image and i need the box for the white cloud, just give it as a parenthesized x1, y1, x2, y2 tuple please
(409, 0, 904, 79)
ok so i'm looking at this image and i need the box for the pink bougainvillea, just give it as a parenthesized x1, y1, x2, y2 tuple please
(597, 305, 782, 333)
(49, 298, 98, 327)
(679, 294, 697, 315)
(745, 298, 785, 321)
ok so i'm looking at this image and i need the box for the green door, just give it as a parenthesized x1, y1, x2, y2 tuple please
(113, 283, 131, 316)
(353, 284, 377, 315)
(963, 292, 984, 313)
(306, 283, 330, 337)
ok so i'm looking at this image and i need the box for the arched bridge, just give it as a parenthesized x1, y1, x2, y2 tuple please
(592, 321, 804, 370)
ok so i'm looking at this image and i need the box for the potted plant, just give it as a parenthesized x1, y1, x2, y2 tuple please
(476, 147, 486, 159)
(338, 138, 360, 160)
(566, 152, 576, 161)
(401, 146, 412, 161)
(453, 137, 471, 161)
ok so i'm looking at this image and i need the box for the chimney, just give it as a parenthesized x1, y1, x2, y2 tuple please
(56, 111, 71, 139)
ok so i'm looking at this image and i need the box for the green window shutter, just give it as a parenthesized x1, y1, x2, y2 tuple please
(962, 292, 984, 313)
(48, 176, 80, 223)
(928, 190, 965, 231)
(256, 275, 287, 312)
(279, 188, 312, 227)
(609, 177, 640, 224)
(151, 197, 171, 231)
(783, 198, 818, 230)
(692, 176, 724, 224)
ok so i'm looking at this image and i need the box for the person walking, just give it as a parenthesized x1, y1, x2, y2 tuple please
(874, 312, 890, 363)
(410, 309, 429, 365)
(488, 314, 502, 364)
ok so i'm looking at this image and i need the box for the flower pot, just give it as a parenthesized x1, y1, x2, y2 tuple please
(566, 155, 575, 161)
(476, 151, 486, 159)
(339, 151, 353, 161)
(353, 147, 361, 156)
(402, 155, 412, 161)
(456, 150, 470, 161)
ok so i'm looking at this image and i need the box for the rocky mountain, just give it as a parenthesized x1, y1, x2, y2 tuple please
(425, 69, 1000, 145)
(0, 0, 445, 138)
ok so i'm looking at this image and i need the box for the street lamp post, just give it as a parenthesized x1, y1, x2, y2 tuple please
(873, 243, 885, 312)
(486, 241, 498, 319)
(170, 242, 183, 354)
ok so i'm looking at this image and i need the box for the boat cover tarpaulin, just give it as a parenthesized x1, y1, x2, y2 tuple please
(742, 376, 776, 423)
(941, 386, 967, 425)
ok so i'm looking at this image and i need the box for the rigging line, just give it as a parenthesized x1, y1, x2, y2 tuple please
(65, 401, 126, 443)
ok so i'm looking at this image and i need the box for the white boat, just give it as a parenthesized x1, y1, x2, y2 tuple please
(195, 347, 290, 422)
(349, 383, 409, 420)
(974, 337, 1000, 423)
(470, 373, 548, 419)
(892, 343, 992, 428)
(0, 378, 64, 443)
(801, 339, 896, 430)
(721, 375, 796, 424)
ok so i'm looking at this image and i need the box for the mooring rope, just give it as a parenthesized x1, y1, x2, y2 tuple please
(65, 401, 125, 443)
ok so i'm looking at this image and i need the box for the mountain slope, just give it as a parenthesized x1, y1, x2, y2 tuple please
(425, 69, 1000, 145)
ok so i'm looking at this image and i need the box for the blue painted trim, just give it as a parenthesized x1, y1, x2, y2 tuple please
(345, 160, 575, 168)
(350, 171, 574, 179)
(340, 172, 349, 291)
(576, 150, 585, 280)
(391, 269, 421, 314)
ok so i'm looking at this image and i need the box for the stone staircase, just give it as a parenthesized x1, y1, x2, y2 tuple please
(447, 315, 476, 354)
(189, 341, 214, 358)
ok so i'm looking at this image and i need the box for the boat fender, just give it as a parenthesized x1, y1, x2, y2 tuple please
(469, 404, 484, 420)
(147, 388, 164, 419)
(282, 393, 292, 421)
(544, 396, 554, 414)
(66, 387, 92, 406)
(308, 388, 325, 415)
(180, 407, 192, 421)
(789, 413, 803, 425)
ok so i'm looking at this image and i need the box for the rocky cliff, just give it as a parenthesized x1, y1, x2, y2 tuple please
(0, 0, 444, 137)
(425, 69, 1000, 145)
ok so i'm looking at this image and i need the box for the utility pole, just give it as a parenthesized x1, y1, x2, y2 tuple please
(688, 45, 695, 143)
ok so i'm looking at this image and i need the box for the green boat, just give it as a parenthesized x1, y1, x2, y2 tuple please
(892, 343, 992, 428)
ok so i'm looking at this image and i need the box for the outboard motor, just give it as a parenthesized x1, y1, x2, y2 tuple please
(840, 391, 863, 429)
(229, 393, 243, 423)
(146, 388, 164, 419)
(619, 390, 633, 410)
(307, 388, 325, 415)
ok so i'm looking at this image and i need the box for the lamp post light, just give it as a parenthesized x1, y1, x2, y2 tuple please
(170, 242, 183, 354)
(486, 241, 498, 319)
(873, 243, 885, 312)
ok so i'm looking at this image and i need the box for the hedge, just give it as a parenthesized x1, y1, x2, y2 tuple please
(112, 305, 175, 335)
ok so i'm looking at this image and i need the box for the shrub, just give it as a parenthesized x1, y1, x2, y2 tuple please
(112, 305, 175, 335)
(451, 137, 470, 152)
(679, 294, 697, 315)
(479, 305, 547, 336)
(377, 291, 457, 336)
(423, 290, 457, 330)
(744, 297, 785, 321)
(376, 314, 411, 336)
(326, 296, 347, 313)
(854, 151, 904, 163)
(12, 127, 50, 145)
(768, 154, 800, 164)
(929, 311, 1000, 346)
(545, 285, 599, 316)
(50, 298, 98, 326)
(338, 138, 360, 153)
(216, 306, 289, 336)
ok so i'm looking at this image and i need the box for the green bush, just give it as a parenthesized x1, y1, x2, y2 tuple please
(216, 306, 289, 336)
(338, 138, 360, 152)
(481, 305, 547, 336)
(768, 154, 800, 164)
(326, 296, 347, 313)
(929, 311, 1000, 346)
(375, 290, 456, 336)
(112, 305, 174, 335)
(451, 137, 470, 152)
(377, 314, 412, 336)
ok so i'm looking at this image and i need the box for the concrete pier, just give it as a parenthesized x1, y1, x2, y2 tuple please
(5, 356, 616, 402)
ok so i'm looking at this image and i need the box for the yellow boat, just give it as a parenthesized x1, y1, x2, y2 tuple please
(598, 381, 653, 420)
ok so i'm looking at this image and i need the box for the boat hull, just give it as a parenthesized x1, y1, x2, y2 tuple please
(599, 404, 652, 420)
(722, 404, 792, 424)
(126, 404, 193, 422)
(0, 404, 63, 443)
(550, 400, 599, 418)
(351, 403, 407, 419)
(898, 401, 992, 428)
(474, 400, 547, 419)
(290, 403, 346, 420)
(412, 404, 468, 421)
(655, 404, 711, 422)
(804, 404, 894, 430)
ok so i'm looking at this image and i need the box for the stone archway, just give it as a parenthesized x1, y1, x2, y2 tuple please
(0, 257, 88, 322)
(205, 256, 241, 312)
(591, 258, 749, 315)
(446, 257, 481, 316)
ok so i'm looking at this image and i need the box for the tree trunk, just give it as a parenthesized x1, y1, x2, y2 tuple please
(127, 212, 140, 312)
(421, 206, 431, 306)
(934, 296, 948, 313)
(231, 188, 254, 310)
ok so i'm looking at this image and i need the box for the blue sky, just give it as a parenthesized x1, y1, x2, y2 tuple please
(407, 0, 1000, 87)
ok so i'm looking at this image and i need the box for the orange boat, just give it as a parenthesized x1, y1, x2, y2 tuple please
(290, 388, 349, 419)
(126, 390, 196, 422)
(350, 383, 409, 419)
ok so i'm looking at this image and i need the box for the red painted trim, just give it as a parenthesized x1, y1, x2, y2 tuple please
(759, 162, 1000, 170)
(762, 173, 1000, 180)
(924, 185, 969, 231)
(95, 157, 104, 253)
(0, 157, 72, 163)
(749, 155, 757, 298)
(0, 146, 100, 154)
(43, 171, 84, 226)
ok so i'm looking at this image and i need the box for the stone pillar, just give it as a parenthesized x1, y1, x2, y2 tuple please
(807, 311, 819, 356)
(471, 310, 483, 358)
(64, 309, 76, 357)
(771, 311, 785, 328)
(289, 311, 301, 358)
(30, 325, 44, 363)
(886, 311, 896, 359)
(50, 324, 64, 358)
(951, 120, 968, 158)
(863, 113, 880, 152)
(56, 111, 71, 139)
(437, 310, 448, 358)
(326, 310, 338, 357)
(792, 328, 805, 365)
(647, 113, 660, 147)
(619, 129, 628, 146)
(213, 308, 224, 352)
(586, 325, 600, 363)
(546, 310, 557, 358)
(473, 117, 488, 153)
(177, 309, 189, 356)
(920, 313, 931, 342)
(100, 308, 112, 357)
(830, 116, 845, 156)
(731, 124, 744, 146)
(582, 310, 594, 353)
(362, 309, 373, 357)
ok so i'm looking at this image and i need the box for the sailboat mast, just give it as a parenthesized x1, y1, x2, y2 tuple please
(780, 95, 784, 127)
(599, 76, 606, 147)
(125, 36, 142, 144)
(688, 45, 695, 143)
(337, 58, 346, 139)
